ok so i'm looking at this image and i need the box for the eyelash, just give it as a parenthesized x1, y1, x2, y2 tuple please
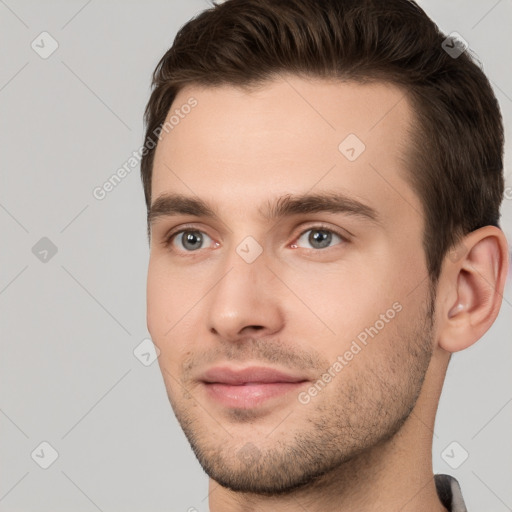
(162, 223, 348, 253)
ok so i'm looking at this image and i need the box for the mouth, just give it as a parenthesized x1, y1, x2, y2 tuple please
(199, 365, 310, 409)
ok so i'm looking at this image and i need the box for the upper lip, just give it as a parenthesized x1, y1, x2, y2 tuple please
(200, 366, 309, 385)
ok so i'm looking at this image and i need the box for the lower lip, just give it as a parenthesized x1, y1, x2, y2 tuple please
(202, 381, 307, 408)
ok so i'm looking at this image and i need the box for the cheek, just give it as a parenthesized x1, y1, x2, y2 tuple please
(280, 259, 416, 368)
(146, 266, 187, 357)
(277, 261, 391, 341)
(146, 259, 205, 363)
(146, 262, 168, 339)
(146, 258, 194, 333)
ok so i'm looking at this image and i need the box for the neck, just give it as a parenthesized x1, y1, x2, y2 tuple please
(208, 434, 446, 512)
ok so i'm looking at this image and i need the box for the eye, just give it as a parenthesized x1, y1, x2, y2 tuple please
(292, 226, 346, 250)
(168, 229, 216, 252)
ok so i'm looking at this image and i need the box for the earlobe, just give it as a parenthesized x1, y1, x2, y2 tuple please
(437, 226, 509, 353)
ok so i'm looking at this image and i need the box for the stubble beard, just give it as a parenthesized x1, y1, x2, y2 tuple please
(166, 293, 436, 496)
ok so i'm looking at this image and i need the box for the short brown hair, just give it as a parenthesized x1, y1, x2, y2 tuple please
(140, 0, 504, 287)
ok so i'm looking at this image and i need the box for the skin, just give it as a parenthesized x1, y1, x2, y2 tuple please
(146, 75, 509, 512)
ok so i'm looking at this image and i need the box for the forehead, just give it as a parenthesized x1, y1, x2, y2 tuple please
(151, 76, 422, 228)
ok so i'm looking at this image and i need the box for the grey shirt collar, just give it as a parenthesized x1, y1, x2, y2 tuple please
(435, 474, 467, 512)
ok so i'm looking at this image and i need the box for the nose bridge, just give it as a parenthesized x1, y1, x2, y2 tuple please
(206, 236, 283, 338)
(211, 237, 268, 310)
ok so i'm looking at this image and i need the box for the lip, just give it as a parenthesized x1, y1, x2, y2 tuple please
(200, 365, 308, 385)
(199, 366, 309, 409)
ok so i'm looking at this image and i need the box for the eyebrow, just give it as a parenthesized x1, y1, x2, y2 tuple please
(148, 191, 381, 227)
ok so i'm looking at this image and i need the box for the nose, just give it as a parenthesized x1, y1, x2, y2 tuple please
(206, 245, 285, 342)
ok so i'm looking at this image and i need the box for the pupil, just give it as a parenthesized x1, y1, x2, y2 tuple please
(183, 231, 202, 250)
(310, 230, 331, 249)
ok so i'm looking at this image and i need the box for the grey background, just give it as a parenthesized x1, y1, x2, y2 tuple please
(1, 0, 511, 510)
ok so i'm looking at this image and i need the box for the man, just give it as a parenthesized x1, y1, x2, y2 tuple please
(140, 0, 509, 510)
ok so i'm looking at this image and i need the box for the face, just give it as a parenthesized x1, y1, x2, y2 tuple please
(146, 76, 436, 494)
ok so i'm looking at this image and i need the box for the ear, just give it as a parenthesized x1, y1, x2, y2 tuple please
(436, 226, 510, 353)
